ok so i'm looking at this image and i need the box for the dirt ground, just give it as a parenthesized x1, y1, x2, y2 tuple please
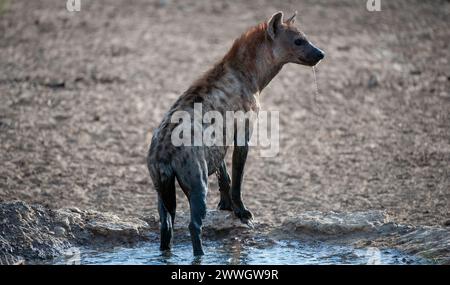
(0, 0, 449, 227)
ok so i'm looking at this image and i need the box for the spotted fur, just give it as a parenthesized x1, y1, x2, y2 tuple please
(147, 11, 325, 256)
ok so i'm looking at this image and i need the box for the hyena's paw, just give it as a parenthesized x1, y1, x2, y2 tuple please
(234, 207, 254, 227)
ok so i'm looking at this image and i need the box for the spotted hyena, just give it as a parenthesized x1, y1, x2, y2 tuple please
(147, 11, 325, 256)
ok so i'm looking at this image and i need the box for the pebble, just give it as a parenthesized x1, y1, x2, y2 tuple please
(54, 226, 66, 237)
(367, 75, 378, 89)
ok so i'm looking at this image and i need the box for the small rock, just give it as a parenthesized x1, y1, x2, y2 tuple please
(44, 81, 65, 89)
(68, 207, 82, 214)
(54, 226, 66, 237)
(443, 220, 450, 227)
(409, 70, 421, 76)
(282, 210, 390, 236)
(59, 217, 70, 228)
(367, 75, 378, 89)
(337, 46, 351, 51)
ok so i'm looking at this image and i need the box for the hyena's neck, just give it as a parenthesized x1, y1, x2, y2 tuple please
(222, 22, 284, 94)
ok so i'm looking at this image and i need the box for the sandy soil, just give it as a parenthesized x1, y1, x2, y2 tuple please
(0, 0, 449, 227)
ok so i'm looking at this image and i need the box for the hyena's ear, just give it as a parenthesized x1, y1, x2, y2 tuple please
(285, 11, 297, 25)
(267, 11, 284, 41)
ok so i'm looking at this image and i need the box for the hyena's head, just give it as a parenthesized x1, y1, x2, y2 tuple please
(266, 11, 324, 66)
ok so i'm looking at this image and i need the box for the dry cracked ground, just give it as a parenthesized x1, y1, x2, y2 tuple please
(0, 0, 449, 229)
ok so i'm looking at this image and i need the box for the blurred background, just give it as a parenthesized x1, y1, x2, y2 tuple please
(0, 0, 448, 226)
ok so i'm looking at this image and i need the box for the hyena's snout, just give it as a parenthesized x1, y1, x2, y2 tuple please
(303, 42, 325, 66)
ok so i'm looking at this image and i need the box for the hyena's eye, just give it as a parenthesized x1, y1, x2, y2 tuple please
(294, 39, 306, 46)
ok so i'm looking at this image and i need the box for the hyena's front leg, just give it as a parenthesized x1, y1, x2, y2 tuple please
(216, 161, 232, 211)
(231, 144, 253, 223)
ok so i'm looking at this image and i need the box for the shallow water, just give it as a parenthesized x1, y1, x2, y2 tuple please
(49, 240, 429, 265)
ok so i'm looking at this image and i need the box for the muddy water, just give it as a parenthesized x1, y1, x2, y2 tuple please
(48, 240, 429, 265)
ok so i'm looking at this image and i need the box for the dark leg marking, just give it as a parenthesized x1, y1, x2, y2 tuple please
(189, 186, 207, 256)
(157, 174, 176, 251)
(231, 125, 253, 224)
(216, 160, 232, 211)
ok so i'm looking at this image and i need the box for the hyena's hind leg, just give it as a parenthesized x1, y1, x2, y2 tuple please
(158, 189, 176, 251)
(149, 164, 176, 251)
(216, 161, 232, 211)
(175, 159, 208, 256)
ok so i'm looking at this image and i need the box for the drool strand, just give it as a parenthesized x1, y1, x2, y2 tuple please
(312, 66, 322, 116)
